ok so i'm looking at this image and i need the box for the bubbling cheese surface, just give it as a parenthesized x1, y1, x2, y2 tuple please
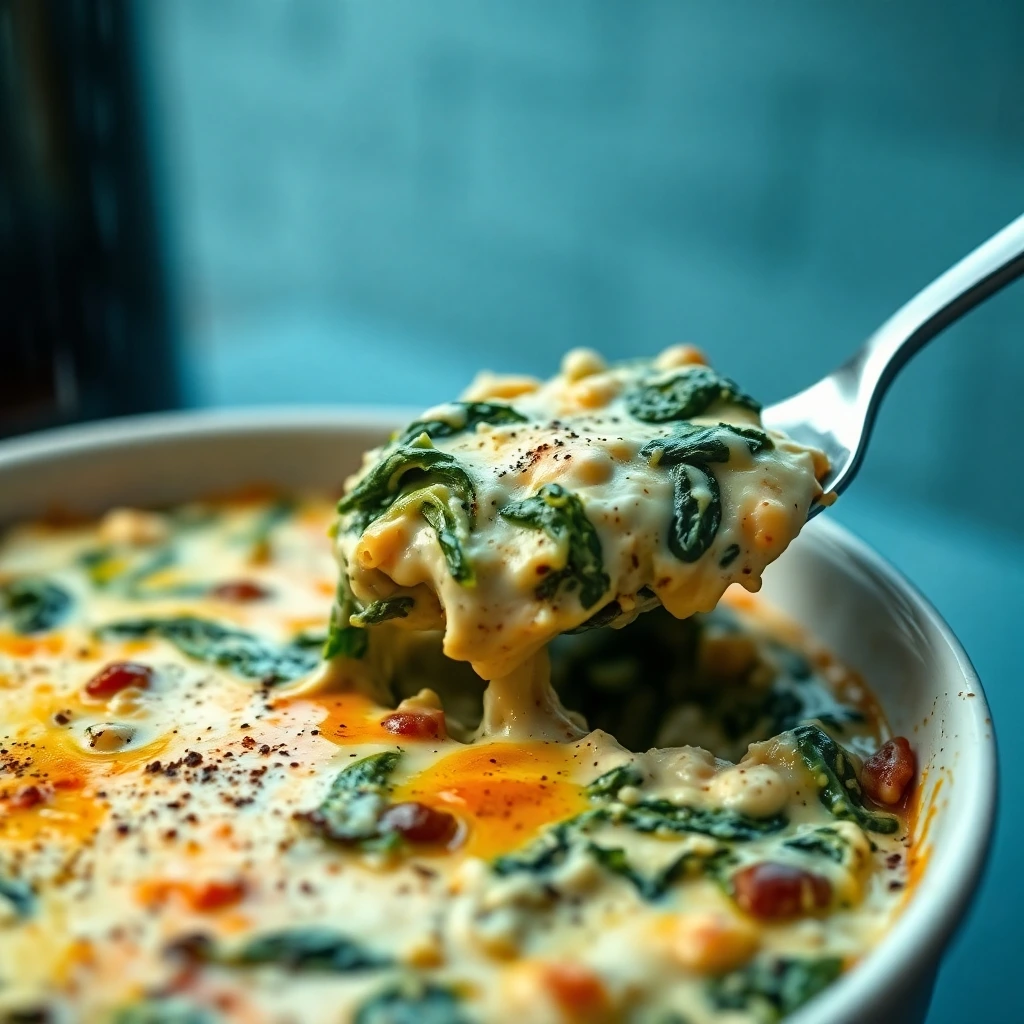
(0, 352, 919, 1024)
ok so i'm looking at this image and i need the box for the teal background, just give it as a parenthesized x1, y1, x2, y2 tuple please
(138, 3, 1024, 1019)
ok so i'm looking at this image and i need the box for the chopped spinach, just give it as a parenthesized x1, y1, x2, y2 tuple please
(783, 826, 851, 864)
(337, 445, 476, 531)
(640, 423, 772, 467)
(420, 495, 475, 585)
(586, 842, 735, 901)
(110, 999, 214, 1024)
(793, 724, 899, 835)
(355, 979, 469, 1024)
(667, 462, 722, 563)
(617, 800, 788, 842)
(396, 401, 526, 445)
(0, 579, 72, 634)
(494, 761, 780, 896)
(707, 956, 843, 1021)
(323, 575, 369, 660)
(222, 928, 390, 972)
(637, 423, 770, 566)
(351, 597, 416, 628)
(0, 875, 34, 918)
(492, 807, 741, 901)
(97, 617, 318, 684)
(80, 547, 207, 600)
(500, 484, 610, 610)
(491, 816, 586, 877)
(626, 365, 760, 423)
(585, 762, 645, 800)
(298, 750, 402, 847)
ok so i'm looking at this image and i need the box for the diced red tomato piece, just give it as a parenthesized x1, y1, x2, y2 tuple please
(137, 878, 246, 913)
(541, 962, 610, 1018)
(380, 710, 446, 740)
(379, 801, 458, 845)
(733, 862, 831, 920)
(861, 736, 916, 806)
(84, 661, 154, 699)
(184, 879, 247, 912)
(210, 580, 270, 603)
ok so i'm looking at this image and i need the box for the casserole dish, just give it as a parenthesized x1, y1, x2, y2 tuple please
(0, 408, 996, 1024)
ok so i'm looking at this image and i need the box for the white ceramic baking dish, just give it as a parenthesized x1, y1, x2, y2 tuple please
(0, 408, 997, 1024)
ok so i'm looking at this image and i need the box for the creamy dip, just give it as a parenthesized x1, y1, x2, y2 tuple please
(0, 350, 917, 1024)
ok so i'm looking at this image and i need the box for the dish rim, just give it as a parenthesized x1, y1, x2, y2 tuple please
(0, 407, 998, 1023)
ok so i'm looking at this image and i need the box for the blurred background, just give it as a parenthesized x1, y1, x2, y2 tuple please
(2, 2, 1022, 1020)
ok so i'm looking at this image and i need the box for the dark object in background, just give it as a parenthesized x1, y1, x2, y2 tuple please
(0, 0, 178, 438)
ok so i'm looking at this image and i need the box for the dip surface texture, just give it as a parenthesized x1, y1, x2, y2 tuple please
(0, 352, 917, 1024)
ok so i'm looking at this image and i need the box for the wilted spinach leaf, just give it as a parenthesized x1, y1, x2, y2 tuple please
(783, 826, 852, 864)
(298, 750, 402, 846)
(323, 575, 369, 660)
(396, 401, 526, 446)
(350, 596, 416, 628)
(97, 617, 318, 684)
(355, 979, 469, 1024)
(626, 365, 760, 423)
(337, 445, 476, 531)
(111, 999, 214, 1024)
(618, 800, 788, 842)
(500, 484, 610, 610)
(640, 423, 772, 467)
(638, 423, 770, 566)
(666, 463, 721, 563)
(0, 875, 34, 918)
(793, 724, 899, 835)
(420, 495, 474, 585)
(585, 762, 645, 800)
(707, 956, 843, 1020)
(491, 815, 590, 877)
(0, 579, 72, 634)
(221, 928, 390, 972)
(586, 842, 735, 901)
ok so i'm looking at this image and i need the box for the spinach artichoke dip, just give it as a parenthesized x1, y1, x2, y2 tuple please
(0, 348, 918, 1024)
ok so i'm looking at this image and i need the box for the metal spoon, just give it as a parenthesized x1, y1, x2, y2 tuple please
(762, 213, 1024, 516)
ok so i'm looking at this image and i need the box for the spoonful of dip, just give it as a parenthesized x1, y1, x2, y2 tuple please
(328, 346, 828, 686)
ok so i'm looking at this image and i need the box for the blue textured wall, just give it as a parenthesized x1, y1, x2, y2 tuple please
(144, 0, 1024, 535)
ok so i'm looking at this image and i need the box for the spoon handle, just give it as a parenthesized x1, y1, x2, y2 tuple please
(854, 212, 1024, 416)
